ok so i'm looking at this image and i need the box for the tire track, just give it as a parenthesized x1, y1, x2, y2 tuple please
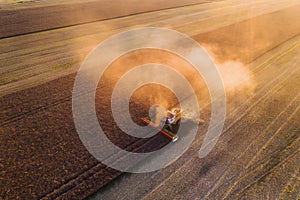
(205, 99, 300, 199)
(240, 151, 300, 199)
(278, 168, 300, 200)
(226, 137, 300, 199)
(202, 93, 300, 199)
(226, 106, 300, 187)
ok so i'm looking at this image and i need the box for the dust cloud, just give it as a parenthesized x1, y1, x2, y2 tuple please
(97, 48, 208, 123)
(97, 39, 257, 125)
(204, 44, 256, 94)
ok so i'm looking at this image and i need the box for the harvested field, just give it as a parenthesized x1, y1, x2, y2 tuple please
(1, 0, 299, 199)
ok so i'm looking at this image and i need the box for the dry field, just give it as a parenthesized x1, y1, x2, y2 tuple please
(1, 0, 299, 199)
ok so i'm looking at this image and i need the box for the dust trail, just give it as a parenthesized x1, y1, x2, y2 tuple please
(217, 61, 256, 93)
(201, 44, 257, 96)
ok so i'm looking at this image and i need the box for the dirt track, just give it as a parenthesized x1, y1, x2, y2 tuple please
(1, 0, 300, 199)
